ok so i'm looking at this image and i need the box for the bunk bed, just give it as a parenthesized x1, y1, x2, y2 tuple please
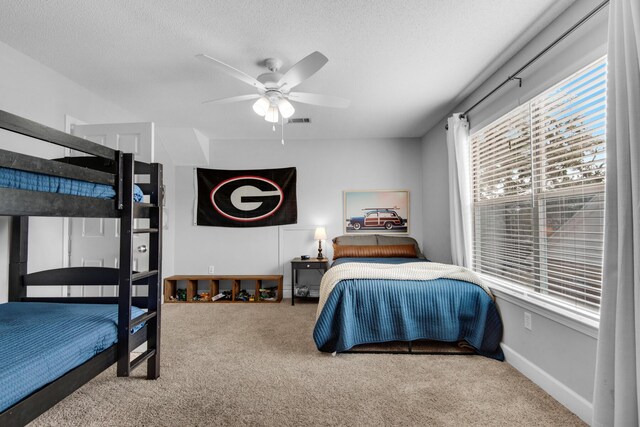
(0, 109, 163, 427)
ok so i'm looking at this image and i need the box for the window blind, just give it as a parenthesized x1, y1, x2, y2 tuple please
(471, 58, 607, 311)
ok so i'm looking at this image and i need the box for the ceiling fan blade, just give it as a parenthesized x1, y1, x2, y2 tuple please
(288, 92, 350, 108)
(278, 51, 328, 89)
(202, 94, 261, 105)
(196, 54, 266, 91)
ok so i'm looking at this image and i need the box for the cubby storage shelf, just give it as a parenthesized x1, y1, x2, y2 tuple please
(163, 275, 283, 303)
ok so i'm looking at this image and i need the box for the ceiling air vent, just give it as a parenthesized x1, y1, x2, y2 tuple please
(287, 118, 311, 124)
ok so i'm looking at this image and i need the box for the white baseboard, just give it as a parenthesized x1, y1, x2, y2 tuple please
(502, 343, 592, 425)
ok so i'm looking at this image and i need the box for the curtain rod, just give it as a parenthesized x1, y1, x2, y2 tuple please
(445, 0, 609, 131)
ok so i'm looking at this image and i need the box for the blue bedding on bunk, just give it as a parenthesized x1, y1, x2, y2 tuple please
(0, 302, 145, 412)
(0, 167, 144, 201)
(313, 258, 504, 360)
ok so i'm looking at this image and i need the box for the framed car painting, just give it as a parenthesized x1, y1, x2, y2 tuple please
(343, 190, 409, 234)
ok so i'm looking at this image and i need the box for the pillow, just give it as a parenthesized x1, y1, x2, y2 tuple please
(332, 235, 378, 246)
(332, 234, 426, 258)
(332, 243, 417, 260)
(375, 235, 425, 259)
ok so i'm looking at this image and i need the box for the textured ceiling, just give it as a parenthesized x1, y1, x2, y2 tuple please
(0, 0, 573, 141)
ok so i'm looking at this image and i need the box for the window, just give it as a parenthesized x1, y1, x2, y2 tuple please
(471, 58, 607, 312)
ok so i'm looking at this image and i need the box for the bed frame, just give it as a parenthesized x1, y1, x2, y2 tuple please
(0, 109, 163, 427)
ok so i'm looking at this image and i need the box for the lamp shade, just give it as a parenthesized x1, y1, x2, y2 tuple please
(314, 227, 327, 241)
(252, 96, 270, 116)
(264, 106, 279, 123)
(278, 99, 295, 118)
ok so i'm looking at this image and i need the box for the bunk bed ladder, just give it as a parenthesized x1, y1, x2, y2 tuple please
(117, 152, 162, 379)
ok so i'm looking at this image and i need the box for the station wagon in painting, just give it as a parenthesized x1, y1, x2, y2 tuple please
(346, 208, 407, 231)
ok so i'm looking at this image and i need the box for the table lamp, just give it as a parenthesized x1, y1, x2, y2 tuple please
(314, 227, 327, 259)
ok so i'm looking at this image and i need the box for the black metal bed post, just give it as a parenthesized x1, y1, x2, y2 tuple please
(8, 216, 28, 302)
(117, 152, 134, 377)
(114, 147, 124, 210)
(146, 162, 162, 379)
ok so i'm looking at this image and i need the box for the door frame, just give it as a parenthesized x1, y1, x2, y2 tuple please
(62, 114, 87, 270)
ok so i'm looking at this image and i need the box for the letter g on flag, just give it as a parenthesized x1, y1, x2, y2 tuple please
(210, 176, 284, 222)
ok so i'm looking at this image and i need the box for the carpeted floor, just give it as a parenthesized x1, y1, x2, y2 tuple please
(31, 302, 585, 426)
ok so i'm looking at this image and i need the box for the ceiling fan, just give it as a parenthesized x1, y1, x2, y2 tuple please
(196, 51, 350, 123)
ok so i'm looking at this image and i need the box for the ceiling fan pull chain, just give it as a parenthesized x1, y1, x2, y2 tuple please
(281, 115, 285, 146)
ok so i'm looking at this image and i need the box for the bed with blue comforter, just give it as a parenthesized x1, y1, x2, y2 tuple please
(0, 302, 144, 412)
(313, 257, 504, 360)
(0, 167, 144, 201)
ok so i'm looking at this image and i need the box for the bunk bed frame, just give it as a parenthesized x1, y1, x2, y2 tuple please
(0, 109, 163, 427)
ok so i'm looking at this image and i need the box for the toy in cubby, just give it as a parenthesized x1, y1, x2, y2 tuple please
(235, 289, 254, 302)
(259, 286, 279, 301)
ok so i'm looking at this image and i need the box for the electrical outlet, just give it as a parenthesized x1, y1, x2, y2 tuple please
(208, 265, 215, 274)
(524, 312, 532, 330)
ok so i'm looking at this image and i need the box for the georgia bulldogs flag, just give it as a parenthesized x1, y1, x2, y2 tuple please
(196, 167, 297, 227)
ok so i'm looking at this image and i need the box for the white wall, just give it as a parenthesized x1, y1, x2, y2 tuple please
(421, 131, 452, 264)
(0, 40, 175, 301)
(173, 137, 423, 295)
(420, 0, 607, 422)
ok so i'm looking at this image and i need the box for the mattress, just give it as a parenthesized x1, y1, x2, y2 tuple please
(0, 167, 144, 201)
(313, 258, 504, 360)
(0, 302, 145, 412)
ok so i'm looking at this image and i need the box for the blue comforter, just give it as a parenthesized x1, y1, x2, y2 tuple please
(313, 258, 504, 360)
(0, 303, 144, 412)
(0, 167, 144, 201)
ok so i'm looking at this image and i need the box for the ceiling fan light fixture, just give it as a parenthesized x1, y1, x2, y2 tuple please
(252, 96, 270, 116)
(277, 99, 295, 118)
(197, 51, 349, 132)
(265, 106, 279, 123)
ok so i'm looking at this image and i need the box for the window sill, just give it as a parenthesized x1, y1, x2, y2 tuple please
(478, 273, 600, 339)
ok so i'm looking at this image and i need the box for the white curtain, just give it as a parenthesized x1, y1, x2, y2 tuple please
(446, 113, 472, 267)
(593, 0, 640, 425)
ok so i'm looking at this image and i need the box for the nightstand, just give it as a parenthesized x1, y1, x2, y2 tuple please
(291, 257, 329, 306)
